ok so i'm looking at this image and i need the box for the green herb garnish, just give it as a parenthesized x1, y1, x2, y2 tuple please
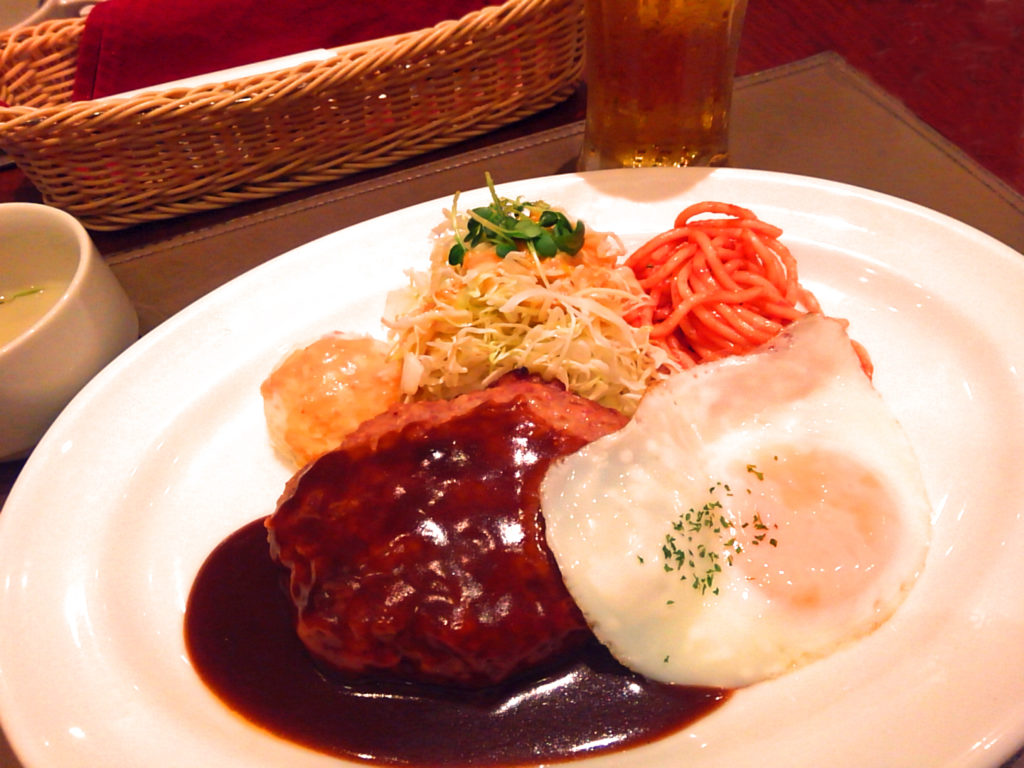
(0, 286, 44, 305)
(660, 487, 741, 596)
(447, 173, 586, 266)
(656, 479, 781, 595)
(743, 512, 779, 546)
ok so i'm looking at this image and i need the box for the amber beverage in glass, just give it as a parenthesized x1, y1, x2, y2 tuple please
(578, 0, 748, 170)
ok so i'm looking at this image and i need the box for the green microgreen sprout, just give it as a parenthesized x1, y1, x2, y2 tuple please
(447, 172, 586, 266)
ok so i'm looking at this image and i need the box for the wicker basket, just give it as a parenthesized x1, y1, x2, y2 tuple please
(0, 0, 584, 230)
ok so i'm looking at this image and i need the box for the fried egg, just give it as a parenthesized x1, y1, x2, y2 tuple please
(540, 315, 931, 688)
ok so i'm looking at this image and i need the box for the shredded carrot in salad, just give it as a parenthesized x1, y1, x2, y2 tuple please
(384, 219, 679, 416)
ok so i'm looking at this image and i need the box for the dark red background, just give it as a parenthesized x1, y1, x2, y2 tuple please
(737, 0, 1023, 195)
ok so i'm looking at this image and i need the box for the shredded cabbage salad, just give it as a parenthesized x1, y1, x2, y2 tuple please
(384, 198, 678, 415)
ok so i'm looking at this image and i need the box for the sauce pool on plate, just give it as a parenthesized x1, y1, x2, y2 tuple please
(185, 518, 731, 766)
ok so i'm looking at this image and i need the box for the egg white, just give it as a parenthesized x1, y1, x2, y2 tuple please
(540, 315, 931, 688)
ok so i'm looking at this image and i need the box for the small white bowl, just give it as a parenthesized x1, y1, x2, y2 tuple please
(0, 203, 138, 461)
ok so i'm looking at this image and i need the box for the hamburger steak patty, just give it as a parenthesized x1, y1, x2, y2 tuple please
(267, 374, 628, 688)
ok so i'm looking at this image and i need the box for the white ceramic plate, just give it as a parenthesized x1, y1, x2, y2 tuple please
(2, 168, 1023, 768)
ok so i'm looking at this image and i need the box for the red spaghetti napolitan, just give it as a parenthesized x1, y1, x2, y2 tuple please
(625, 201, 872, 376)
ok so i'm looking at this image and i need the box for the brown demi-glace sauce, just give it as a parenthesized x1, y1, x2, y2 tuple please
(185, 517, 730, 766)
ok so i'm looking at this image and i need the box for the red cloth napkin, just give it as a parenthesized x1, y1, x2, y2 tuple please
(72, 0, 502, 100)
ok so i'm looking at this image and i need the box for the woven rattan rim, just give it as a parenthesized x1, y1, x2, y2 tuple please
(0, 0, 584, 229)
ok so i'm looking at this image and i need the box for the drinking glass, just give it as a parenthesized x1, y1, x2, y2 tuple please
(577, 0, 748, 170)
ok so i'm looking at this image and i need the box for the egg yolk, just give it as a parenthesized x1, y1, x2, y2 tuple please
(731, 448, 900, 611)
